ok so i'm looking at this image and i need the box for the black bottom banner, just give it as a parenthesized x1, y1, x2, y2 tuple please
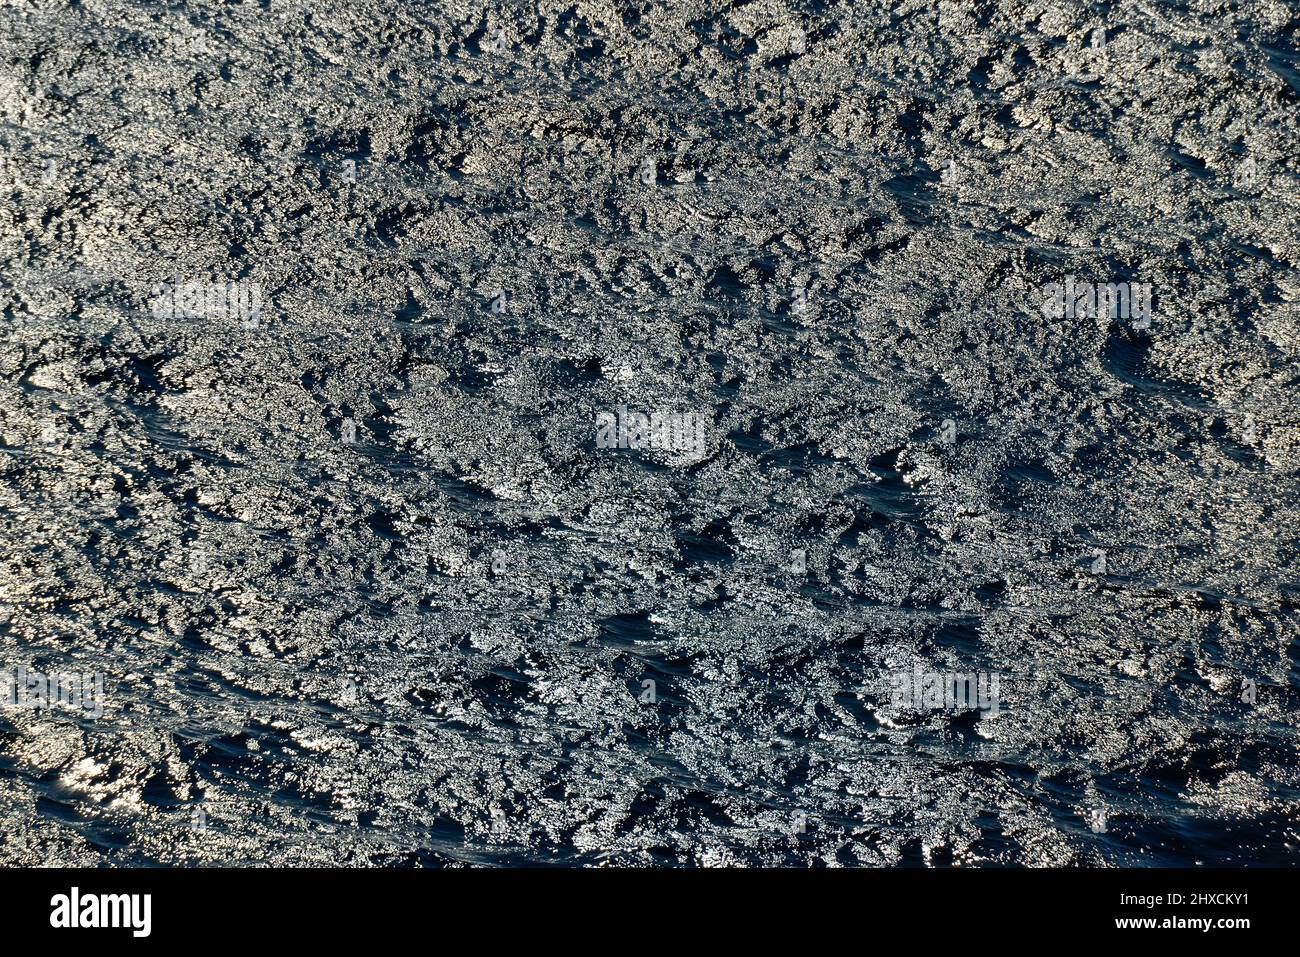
(0, 866, 1282, 944)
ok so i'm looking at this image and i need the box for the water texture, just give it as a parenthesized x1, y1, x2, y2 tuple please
(0, 0, 1297, 866)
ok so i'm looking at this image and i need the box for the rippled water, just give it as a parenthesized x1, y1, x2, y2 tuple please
(0, 0, 1297, 866)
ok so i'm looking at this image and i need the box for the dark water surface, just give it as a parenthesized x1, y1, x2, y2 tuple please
(0, 0, 1297, 866)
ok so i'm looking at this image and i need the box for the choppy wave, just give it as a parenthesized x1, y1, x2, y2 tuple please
(0, 0, 1297, 866)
